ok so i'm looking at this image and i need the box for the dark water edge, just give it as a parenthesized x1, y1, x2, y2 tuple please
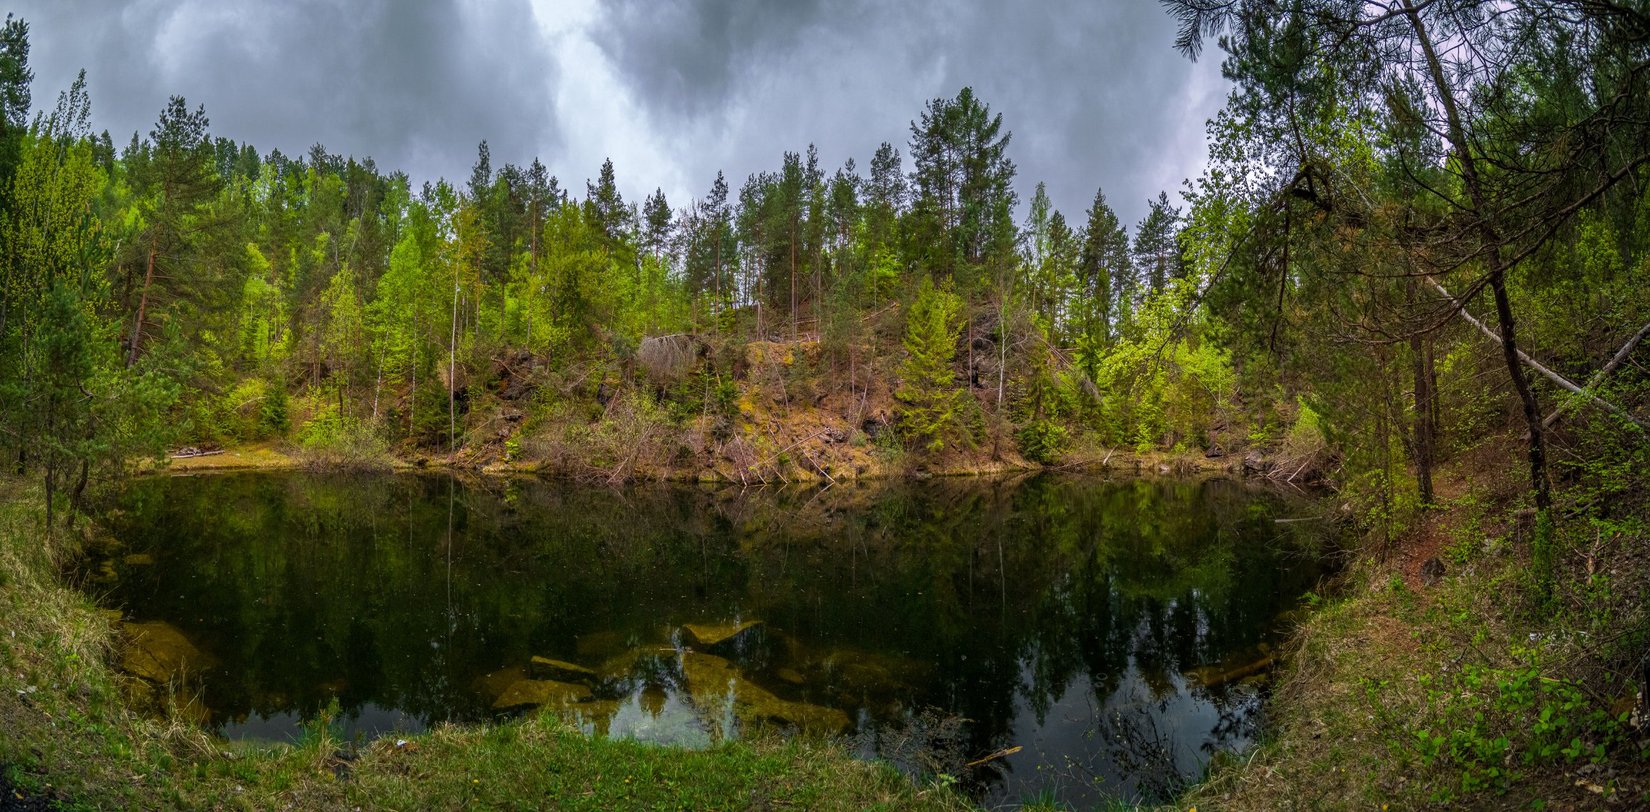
(87, 471, 1335, 809)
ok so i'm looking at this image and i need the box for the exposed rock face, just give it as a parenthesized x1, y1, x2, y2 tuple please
(679, 652, 849, 734)
(528, 656, 598, 684)
(120, 621, 217, 684)
(1242, 453, 1273, 476)
(682, 620, 765, 658)
(491, 679, 593, 711)
(1420, 556, 1446, 586)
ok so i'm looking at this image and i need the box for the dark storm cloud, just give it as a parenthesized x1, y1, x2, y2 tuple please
(9, 1, 1223, 231)
(593, 0, 1226, 229)
(10, 0, 558, 181)
(596, 0, 842, 120)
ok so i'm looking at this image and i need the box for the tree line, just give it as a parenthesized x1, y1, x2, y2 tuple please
(4, 4, 1648, 554)
(0, 14, 1218, 515)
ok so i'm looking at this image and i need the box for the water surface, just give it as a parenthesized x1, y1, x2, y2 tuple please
(96, 472, 1330, 808)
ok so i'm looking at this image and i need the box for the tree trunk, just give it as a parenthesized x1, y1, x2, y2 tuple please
(68, 459, 89, 529)
(127, 243, 158, 367)
(790, 222, 798, 339)
(1408, 279, 1436, 506)
(450, 280, 459, 455)
(1488, 270, 1552, 510)
(372, 350, 385, 423)
(1405, 0, 1550, 511)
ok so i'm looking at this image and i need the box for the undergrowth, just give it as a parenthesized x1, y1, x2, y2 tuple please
(1185, 447, 1650, 810)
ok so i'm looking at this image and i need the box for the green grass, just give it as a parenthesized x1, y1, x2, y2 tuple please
(0, 479, 968, 811)
(1183, 473, 1650, 811)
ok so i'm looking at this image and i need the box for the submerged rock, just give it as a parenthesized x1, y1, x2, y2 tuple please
(528, 656, 598, 684)
(575, 630, 629, 660)
(680, 652, 849, 734)
(682, 620, 765, 657)
(599, 646, 678, 689)
(805, 647, 931, 703)
(492, 679, 593, 711)
(120, 621, 217, 684)
(473, 666, 527, 703)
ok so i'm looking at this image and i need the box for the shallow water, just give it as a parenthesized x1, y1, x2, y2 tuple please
(93, 472, 1331, 808)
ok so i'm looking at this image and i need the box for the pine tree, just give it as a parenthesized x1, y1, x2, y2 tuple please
(642, 187, 673, 261)
(896, 278, 966, 452)
(1076, 187, 1129, 372)
(907, 87, 1018, 290)
(586, 157, 628, 251)
(125, 96, 223, 365)
(1132, 191, 1181, 297)
(0, 13, 30, 220)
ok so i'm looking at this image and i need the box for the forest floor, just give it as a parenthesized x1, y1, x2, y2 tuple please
(1185, 437, 1650, 811)
(0, 479, 969, 812)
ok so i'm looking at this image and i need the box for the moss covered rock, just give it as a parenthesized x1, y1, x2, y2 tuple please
(119, 621, 217, 684)
(682, 620, 765, 657)
(492, 679, 592, 711)
(680, 652, 849, 734)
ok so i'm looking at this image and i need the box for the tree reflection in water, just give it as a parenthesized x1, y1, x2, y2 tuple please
(97, 472, 1333, 809)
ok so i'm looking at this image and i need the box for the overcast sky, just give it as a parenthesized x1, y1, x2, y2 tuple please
(9, 0, 1228, 229)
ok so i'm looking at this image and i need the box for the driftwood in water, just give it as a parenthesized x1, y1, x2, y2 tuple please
(1185, 654, 1275, 689)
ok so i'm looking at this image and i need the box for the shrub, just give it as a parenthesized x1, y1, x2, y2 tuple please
(297, 403, 390, 470)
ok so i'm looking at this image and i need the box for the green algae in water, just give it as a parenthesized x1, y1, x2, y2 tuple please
(94, 472, 1333, 808)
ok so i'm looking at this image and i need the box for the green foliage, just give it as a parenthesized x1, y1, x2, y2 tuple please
(1015, 418, 1068, 464)
(260, 376, 289, 436)
(895, 279, 966, 453)
(1088, 281, 1240, 451)
(1410, 651, 1634, 804)
(298, 402, 388, 468)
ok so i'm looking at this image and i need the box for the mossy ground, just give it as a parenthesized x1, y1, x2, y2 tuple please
(0, 479, 967, 811)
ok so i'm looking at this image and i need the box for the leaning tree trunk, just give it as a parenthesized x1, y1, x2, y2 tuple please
(1488, 269, 1552, 510)
(127, 243, 158, 367)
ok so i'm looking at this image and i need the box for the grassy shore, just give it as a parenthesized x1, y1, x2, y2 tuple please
(1186, 445, 1650, 810)
(0, 479, 966, 811)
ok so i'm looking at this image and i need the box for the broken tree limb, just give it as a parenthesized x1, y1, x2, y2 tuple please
(1426, 277, 1645, 431)
(965, 746, 1023, 768)
(1542, 320, 1650, 430)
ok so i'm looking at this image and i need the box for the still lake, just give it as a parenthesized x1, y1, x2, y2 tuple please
(93, 471, 1331, 808)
